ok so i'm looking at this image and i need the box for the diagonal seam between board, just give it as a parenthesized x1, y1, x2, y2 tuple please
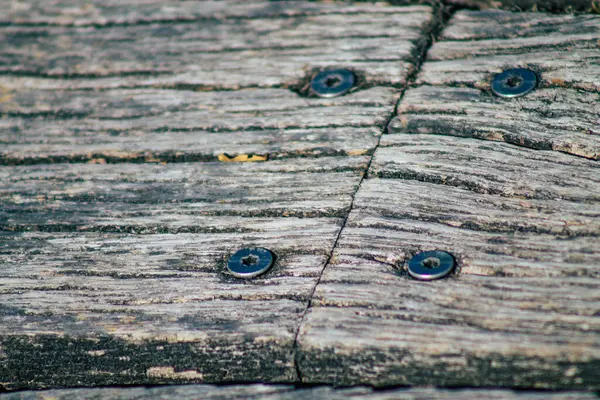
(290, 3, 455, 383)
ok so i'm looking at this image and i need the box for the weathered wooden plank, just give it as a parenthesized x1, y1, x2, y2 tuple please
(390, 86, 599, 160)
(0, 87, 396, 164)
(298, 141, 600, 388)
(298, 181, 600, 388)
(0, 384, 296, 400)
(374, 134, 600, 202)
(0, 232, 320, 388)
(5, 0, 598, 393)
(0, 1, 418, 26)
(437, 11, 600, 40)
(0, 12, 425, 61)
(0, 5, 432, 88)
(297, 10, 600, 390)
(3, 0, 595, 27)
(0, 156, 370, 389)
(387, 10, 600, 160)
(418, 10, 600, 92)
(0, 158, 366, 228)
(444, 0, 596, 12)
(0, 1, 436, 390)
(0, 385, 597, 400)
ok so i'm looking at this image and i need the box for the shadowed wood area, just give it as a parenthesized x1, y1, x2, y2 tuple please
(0, 384, 597, 400)
(297, 10, 600, 390)
(0, 1, 435, 391)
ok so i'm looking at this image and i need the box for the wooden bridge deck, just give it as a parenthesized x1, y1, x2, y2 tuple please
(0, 0, 598, 398)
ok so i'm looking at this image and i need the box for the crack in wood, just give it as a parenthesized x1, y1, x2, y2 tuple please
(291, 2, 453, 383)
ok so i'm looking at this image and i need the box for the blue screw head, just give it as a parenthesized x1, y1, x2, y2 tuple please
(407, 251, 456, 281)
(491, 68, 538, 98)
(227, 247, 274, 279)
(310, 69, 356, 98)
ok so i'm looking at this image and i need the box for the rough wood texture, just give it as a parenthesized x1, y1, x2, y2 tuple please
(0, 87, 397, 164)
(3, 0, 600, 393)
(0, 1, 434, 390)
(443, 0, 597, 12)
(389, 10, 600, 160)
(0, 159, 370, 389)
(0, 4, 432, 88)
(374, 134, 600, 204)
(2, 0, 596, 24)
(1, 385, 597, 400)
(0, 1, 420, 26)
(0, 158, 367, 228)
(420, 11, 600, 92)
(391, 86, 599, 160)
(297, 10, 600, 390)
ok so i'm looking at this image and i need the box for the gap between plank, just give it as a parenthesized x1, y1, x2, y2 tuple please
(290, 3, 455, 383)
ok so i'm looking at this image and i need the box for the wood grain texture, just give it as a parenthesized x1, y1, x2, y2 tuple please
(1, 385, 597, 400)
(421, 10, 600, 92)
(389, 10, 600, 160)
(0, 5, 432, 88)
(297, 10, 600, 391)
(4, 0, 599, 393)
(0, 87, 397, 164)
(374, 134, 600, 203)
(298, 153, 600, 388)
(0, 1, 434, 390)
(0, 156, 371, 389)
(443, 0, 596, 12)
(0, 1, 418, 26)
(0, 157, 367, 228)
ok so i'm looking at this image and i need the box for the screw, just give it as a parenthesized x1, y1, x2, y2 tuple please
(491, 68, 538, 98)
(407, 250, 456, 281)
(310, 68, 356, 98)
(227, 247, 275, 279)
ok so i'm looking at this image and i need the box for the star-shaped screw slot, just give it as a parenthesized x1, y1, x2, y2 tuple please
(325, 75, 341, 88)
(310, 68, 356, 98)
(241, 254, 259, 266)
(227, 248, 274, 279)
(422, 257, 441, 269)
(505, 74, 524, 88)
(407, 250, 456, 281)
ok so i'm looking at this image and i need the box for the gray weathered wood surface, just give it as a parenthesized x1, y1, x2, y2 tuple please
(1, 384, 597, 400)
(297, 9, 600, 390)
(0, 3, 432, 89)
(2, 0, 595, 20)
(0, 1, 435, 391)
(395, 10, 600, 160)
(1, 0, 599, 394)
(0, 1, 423, 26)
(0, 87, 397, 164)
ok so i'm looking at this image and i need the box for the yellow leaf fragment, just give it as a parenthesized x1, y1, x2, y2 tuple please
(218, 153, 268, 162)
(0, 86, 14, 103)
(346, 149, 368, 156)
